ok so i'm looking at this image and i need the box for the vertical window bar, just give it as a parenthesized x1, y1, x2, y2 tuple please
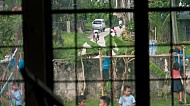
(134, 0, 149, 106)
(108, 1, 113, 106)
(74, 0, 78, 105)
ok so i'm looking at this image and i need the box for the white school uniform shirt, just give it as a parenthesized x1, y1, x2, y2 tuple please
(118, 95, 136, 106)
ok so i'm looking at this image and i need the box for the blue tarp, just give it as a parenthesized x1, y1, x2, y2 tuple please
(149, 40, 158, 55)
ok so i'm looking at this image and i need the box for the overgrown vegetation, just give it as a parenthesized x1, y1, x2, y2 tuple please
(53, 33, 90, 61)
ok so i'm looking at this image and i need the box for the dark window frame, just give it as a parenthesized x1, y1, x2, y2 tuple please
(1, 0, 190, 106)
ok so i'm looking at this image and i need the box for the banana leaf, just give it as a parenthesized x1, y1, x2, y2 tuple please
(113, 36, 128, 55)
(85, 41, 101, 54)
(149, 61, 166, 77)
(104, 35, 116, 47)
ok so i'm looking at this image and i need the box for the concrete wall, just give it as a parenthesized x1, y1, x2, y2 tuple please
(53, 57, 171, 100)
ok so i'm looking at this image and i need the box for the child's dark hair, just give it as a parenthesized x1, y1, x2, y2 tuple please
(106, 50, 111, 56)
(77, 95, 86, 104)
(100, 96, 110, 105)
(11, 48, 16, 54)
(174, 47, 180, 53)
(12, 81, 19, 87)
(173, 62, 180, 70)
(124, 85, 131, 91)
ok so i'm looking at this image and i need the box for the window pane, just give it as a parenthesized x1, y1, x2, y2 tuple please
(0, 0, 22, 11)
(149, 11, 190, 105)
(148, 0, 170, 8)
(0, 15, 24, 105)
(0, 15, 23, 46)
(52, 0, 117, 10)
(53, 11, 136, 105)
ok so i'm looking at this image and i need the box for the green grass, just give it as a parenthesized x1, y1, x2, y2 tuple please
(157, 45, 190, 56)
(150, 93, 190, 106)
(53, 32, 90, 61)
(64, 95, 190, 106)
(64, 99, 118, 106)
(150, 96, 190, 106)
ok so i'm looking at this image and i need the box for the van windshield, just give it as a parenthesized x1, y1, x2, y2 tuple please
(93, 21, 102, 24)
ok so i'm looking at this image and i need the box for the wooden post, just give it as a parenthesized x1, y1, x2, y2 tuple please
(99, 48, 104, 96)
(154, 27, 156, 40)
(66, 21, 71, 33)
(171, 0, 179, 43)
(183, 46, 186, 104)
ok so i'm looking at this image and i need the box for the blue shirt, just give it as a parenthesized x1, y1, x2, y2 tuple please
(119, 95, 136, 106)
(9, 90, 22, 106)
(18, 59, 24, 71)
(102, 58, 110, 70)
(174, 51, 188, 66)
(8, 54, 16, 69)
(149, 40, 157, 55)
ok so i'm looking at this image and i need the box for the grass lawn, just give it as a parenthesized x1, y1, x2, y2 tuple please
(64, 96, 190, 106)
(157, 45, 190, 56)
(64, 99, 119, 106)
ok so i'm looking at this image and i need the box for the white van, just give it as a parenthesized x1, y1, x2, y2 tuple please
(92, 19, 106, 32)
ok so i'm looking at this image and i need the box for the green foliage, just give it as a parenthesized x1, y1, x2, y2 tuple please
(149, 0, 170, 8)
(104, 35, 116, 47)
(157, 45, 171, 54)
(52, 0, 118, 30)
(53, 33, 90, 61)
(104, 34, 134, 55)
(178, 24, 186, 42)
(149, 12, 170, 42)
(126, 20, 134, 32)
(85, 41, 101, 54)
(105, 81, 112, 91)
(149, 61, 166, 77)
(0, 14, 22, 59)
(2, 0, 21, 10)
(148, 0, 171, 42)
(0, 15, 22, 46)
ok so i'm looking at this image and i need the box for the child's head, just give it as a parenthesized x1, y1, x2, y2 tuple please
(77, 95, 86, 106)
(99, 96, 110, 106)
(106, 50, 111, 56)
(12, 82, 18, 91)
(174, 47, 180, 54)
(123, 86, 132, 96)
(173, 62, 180, 70)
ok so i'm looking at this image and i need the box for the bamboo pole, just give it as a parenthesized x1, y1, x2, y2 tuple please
(183, 46, 186, 104)
(101, 54, 184, 58)
(171, 0, 178, 43)
(154, 27, 157, 40)
(80, 50, 86, 95)
(0, 72, 13, 96)
(99, 48, 104, 96)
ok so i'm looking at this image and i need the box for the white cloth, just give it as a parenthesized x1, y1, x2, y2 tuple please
(119, 20, 122, 25)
